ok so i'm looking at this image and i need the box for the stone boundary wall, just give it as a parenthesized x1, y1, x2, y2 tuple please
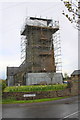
(2, 88, 78, 101)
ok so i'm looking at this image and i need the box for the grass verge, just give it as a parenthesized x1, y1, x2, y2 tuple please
(2, 96, 69, 104)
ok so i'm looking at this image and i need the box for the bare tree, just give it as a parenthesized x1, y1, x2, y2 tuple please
(61, 0, 80, 30)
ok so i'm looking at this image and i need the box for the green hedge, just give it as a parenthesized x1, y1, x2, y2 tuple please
(4, 84, 67, 92)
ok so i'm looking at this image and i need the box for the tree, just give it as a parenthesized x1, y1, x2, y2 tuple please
(0, 80, 6, 92)
(64, 72, 69, 80)
(61, 0, 80, 30)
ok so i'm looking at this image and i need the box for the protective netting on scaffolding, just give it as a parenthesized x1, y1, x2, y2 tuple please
(53, 30, 62, 73)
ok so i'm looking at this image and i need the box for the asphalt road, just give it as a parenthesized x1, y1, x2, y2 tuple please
(2, 96, 80, 119)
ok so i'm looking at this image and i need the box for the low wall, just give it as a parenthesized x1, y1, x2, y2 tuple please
(2, 88, 77, 101)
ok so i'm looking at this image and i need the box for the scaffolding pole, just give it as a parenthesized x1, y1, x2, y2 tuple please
(53, 30, 62, 73)
(20, 36, 27, 63)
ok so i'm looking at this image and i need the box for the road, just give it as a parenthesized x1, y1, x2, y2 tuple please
(2, 96, 80, 119)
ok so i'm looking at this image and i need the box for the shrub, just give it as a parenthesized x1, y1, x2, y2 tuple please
(0, 80, 6, 92)
(4, 84, 67, 92)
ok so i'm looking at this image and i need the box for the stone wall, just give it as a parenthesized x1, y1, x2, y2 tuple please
(2, 88, 76, 101)
(4, 77, 79, 100)
(7, 76, 14, 86)
(71, 82, 78, 96)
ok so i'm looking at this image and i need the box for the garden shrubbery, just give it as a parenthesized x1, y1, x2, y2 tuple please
(4, 84, 67, 92)
(0, 80, 6, 92)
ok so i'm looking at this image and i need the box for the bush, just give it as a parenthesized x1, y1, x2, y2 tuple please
(4, 84, 67, 92)
(0, 80, 6, 92)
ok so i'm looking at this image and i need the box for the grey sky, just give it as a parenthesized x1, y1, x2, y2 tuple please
(0, 0, 78, 79)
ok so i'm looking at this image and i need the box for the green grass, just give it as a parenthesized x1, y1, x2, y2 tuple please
(2, 96, 69, 104)
(4, 84, 67, 92)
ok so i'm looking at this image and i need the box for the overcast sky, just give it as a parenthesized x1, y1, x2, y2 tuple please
(0, 0, 78, 79)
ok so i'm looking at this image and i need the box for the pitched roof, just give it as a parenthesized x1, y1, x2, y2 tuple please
(71, 70, 80, 76)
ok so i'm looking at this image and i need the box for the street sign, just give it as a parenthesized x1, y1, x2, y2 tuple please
(23, 94, 36, 97)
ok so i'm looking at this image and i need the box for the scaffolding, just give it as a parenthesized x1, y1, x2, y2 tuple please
(20, 17, 61, 73)
(21, 36, 27, 63)
(7, 16, 63, 86)
(53, 30, 62, 73)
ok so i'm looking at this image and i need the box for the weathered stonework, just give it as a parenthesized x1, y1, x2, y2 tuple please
(7, 17, 63, 86)
(3, 88, 77, 101)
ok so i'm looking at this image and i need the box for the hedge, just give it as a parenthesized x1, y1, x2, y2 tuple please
(4, 84, 67, 92)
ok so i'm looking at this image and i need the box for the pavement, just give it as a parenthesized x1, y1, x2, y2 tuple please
(2, 96, 80, 119)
